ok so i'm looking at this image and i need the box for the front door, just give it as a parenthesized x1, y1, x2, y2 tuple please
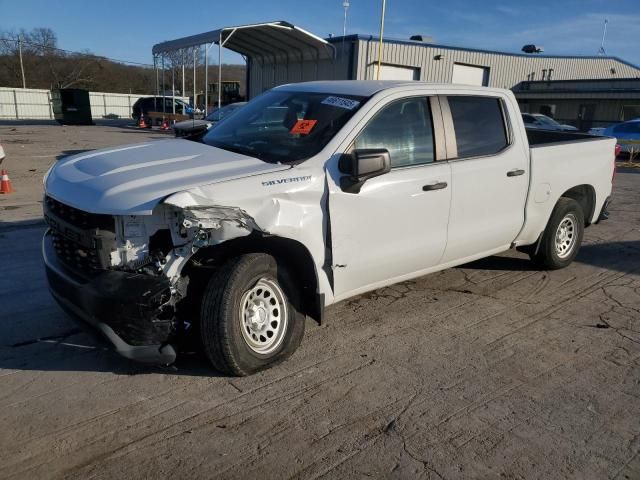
(328, 96, 451, 300)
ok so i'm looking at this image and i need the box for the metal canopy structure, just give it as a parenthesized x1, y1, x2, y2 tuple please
(152, 21, 335, 110)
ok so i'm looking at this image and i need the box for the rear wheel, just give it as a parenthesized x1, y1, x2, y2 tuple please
(530, 197, 584, 269)
(200, 253, 305, 376)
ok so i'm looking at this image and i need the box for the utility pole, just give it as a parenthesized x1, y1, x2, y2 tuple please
(376, 0, 386, 80)
(18, 35, 26, 88)
(342, 1, 350, 37)
(342, 0, 350, 60)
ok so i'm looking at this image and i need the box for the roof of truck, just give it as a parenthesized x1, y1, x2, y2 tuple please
(274, 80, 504, 96)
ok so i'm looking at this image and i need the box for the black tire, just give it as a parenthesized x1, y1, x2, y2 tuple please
(200, 253, 305, 376)
(530, 197, 584, 270)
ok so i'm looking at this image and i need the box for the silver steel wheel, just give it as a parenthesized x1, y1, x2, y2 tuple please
(555, 213, 577, 259)
(239, 277, 288, 355)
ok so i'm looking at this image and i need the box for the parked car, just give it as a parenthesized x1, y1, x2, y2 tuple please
(588, 127, 606, 136)
(0, 143, 5, 165)
(174, 102, 246, 138)
(522, 113, 578, 132)
(602, 119, 640, 155)
(43, 81, 615, 375)
(132, 97, 194, 123)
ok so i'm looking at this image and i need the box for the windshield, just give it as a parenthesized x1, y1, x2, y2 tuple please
(202, 90, 367, 163)
(536, 115, 560, 126)
(206, 103, 244, 122)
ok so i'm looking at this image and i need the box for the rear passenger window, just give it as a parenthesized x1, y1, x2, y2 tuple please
(355, 97, 434, 168)
(448, 96, 508, 158)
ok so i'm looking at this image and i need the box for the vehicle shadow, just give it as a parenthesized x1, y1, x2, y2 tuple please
(458, 240, 640, 274)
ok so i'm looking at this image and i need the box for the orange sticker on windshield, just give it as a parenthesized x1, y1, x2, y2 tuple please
(290, 119, 317, 135)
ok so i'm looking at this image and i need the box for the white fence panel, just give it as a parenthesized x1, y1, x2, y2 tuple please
(0, 89, 18, 119)
(0, 88, 189, 120)
(0, 87, 52, 119)
(15, 89, 52, 119)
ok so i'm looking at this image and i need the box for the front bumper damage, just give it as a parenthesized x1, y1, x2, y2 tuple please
(43, 231, 177, 364)
(42, 193, 272, 365)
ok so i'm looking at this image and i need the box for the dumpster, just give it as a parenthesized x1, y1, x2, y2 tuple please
(51, 89, 93, 125)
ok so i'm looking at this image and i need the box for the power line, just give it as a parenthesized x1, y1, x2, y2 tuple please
(0, 37, 154, 67)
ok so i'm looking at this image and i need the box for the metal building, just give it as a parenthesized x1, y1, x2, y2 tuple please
(244, 30, 640, 97)
(152, 21, 640, 128)
(514, 78, 640, 130)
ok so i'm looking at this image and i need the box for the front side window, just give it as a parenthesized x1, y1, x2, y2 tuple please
(448, 96, 508, 158)
(354, 97, 434, 168)
(203, 90, 366, 164)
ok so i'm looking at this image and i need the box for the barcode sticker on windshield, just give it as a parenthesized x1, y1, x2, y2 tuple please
(321, 96, 360, 110)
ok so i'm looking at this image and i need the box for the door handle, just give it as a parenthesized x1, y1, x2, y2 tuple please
(422, 181, 448, 191)
(506, 169, 525, 177)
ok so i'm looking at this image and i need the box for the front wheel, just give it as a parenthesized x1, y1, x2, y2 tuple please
(200, 253, 305, 376)
(530, 197, 584, 269)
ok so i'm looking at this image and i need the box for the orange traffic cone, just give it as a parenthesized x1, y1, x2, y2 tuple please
(0, 169, 14, 194)
(139, 114, 147, 129)
(161, 118, 169, 130)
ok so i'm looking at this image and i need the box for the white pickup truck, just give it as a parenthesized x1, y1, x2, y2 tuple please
(43, 81, 615, 375)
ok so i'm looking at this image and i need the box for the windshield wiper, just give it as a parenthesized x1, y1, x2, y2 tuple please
(210, 142, 276, 163)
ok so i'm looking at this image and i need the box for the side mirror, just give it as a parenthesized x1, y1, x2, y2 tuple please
(339, 148, 391, 193)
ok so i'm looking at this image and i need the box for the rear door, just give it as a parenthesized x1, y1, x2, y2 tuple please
(328, 95, 451, 299)
(440, 94, 529, 263)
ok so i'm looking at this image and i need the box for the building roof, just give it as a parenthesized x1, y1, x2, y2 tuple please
(152, 21, 334, 62)
(329, 34, 640, 71)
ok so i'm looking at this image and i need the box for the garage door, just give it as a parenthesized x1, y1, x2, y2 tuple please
(378, 65, 419, 81)
(452, 63, 489, 86)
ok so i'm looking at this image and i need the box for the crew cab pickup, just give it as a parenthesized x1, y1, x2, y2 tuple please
(42, 81, 615, 375)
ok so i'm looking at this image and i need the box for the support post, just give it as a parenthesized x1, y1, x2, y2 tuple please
(161, 55, 166, 116)
(47, 90, 53, 119)
(154, 55, 159, 112)
(182, 55, 185, 98)
(172, 63, 175, 115)
(205, 43, 209, 114)
(218, 31, 222, 110)
(13, 89, 19, 120)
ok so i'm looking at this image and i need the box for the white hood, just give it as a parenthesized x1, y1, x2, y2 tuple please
(45, 139, 289, 215)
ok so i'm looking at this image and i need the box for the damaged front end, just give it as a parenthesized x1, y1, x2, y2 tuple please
(42, 194, 261, 365)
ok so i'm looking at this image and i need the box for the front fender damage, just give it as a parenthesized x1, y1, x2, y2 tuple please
(161, 193, 268, 282)
(181, 205, 262, 250)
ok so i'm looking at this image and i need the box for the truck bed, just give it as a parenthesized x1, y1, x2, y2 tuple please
(525, 128, 605, 147)
(515, 131, 616, 246)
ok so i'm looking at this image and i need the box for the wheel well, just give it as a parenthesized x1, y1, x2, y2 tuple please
(560, 185, 596, 226)
(183, 233, 323, 325)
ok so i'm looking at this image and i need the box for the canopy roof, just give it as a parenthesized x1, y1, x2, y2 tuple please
(152, 21, 335, 62)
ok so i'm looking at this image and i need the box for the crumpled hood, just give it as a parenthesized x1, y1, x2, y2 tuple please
(45, 139, 289, 215)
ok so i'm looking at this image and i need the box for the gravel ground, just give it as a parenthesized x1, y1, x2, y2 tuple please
(0, 121, 639, 479)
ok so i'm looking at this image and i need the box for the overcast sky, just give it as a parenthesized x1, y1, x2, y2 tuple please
(2, 0, 639, 67)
